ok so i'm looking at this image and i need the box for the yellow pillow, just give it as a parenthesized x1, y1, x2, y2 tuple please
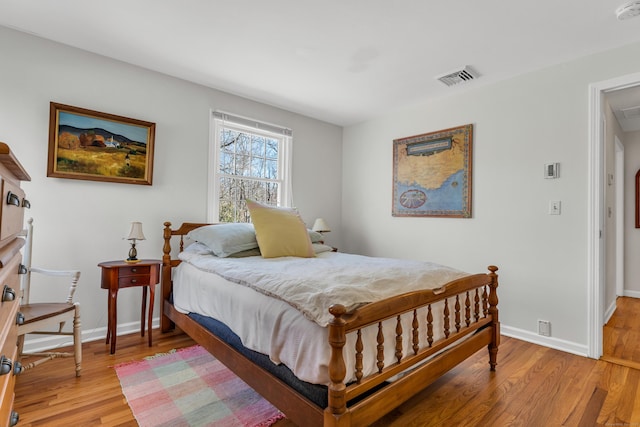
(246, 200, 315, 258)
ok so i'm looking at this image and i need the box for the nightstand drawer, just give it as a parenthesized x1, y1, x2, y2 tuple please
(118, 275, 151, 287)
(118, 265, 151, 277)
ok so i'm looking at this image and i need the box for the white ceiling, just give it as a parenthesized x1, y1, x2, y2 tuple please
(1, 0, 640, 127)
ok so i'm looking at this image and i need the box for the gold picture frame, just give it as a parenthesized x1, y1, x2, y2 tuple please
(393, 124, 473, 218)
(47, 102, 155, 185)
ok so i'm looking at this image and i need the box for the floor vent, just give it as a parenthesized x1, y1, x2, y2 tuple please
(436, 66, 480, 87)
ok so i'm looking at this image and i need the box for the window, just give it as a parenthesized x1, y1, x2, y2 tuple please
(209, 111, 292, 222)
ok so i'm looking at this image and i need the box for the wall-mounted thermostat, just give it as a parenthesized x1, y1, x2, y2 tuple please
(544, 163, 559, 179)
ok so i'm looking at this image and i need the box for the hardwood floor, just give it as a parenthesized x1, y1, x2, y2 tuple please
(14, 330, 195, 426)
(13, 330, 640, 426)
(602, 296, 640, 369)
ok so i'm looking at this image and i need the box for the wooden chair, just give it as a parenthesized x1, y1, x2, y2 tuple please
(17, 218, 82, 377)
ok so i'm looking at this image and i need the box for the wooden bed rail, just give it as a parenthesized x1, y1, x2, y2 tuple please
(325, 266, 499, 425)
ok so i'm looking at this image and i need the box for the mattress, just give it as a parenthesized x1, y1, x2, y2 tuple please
(173, 246, 461, 385)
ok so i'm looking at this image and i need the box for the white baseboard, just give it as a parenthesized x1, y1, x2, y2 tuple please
(500, 324, 589, 357)
(604, 299, 617, 324)
(623, 290, 640, 298)
(21, 317, 160, 354)
(24, 318, 591, 362)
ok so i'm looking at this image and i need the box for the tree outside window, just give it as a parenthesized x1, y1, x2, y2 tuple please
(211, 114, 292, 222)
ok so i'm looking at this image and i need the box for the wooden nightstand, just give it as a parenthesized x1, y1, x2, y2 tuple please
(98, 259, 161, 354)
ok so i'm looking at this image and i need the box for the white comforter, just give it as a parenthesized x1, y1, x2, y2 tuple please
(174, 243, 467, 385)
(178, 242, 466, 326)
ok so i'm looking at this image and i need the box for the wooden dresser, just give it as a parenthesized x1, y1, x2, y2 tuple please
(0, 142, 30, 426)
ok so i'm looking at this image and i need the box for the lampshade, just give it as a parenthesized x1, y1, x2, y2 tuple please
(312, 218, 331, 233)
(126, 222, 146, 241)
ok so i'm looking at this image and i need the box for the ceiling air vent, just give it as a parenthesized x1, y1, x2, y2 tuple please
(436, 66, 480, 87)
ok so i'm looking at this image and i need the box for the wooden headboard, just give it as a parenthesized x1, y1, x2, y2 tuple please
(161, 221, 210, 332)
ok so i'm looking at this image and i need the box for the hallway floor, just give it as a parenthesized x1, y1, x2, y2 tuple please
(602, 296, 640, 368)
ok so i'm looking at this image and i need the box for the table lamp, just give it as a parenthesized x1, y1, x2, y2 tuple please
(125, 221, 145, 263)
(312, 218, 331, 234)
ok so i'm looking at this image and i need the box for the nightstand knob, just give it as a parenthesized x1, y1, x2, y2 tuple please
(0, 355, 12, 375)
(2, 285, 15, 302)
(10, 411, 19, 426)
(16, 312, 24, 325)
(13, 361, 22, 376)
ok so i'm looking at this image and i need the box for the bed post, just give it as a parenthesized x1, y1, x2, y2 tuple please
(487, 265, 499, 371)
(325, 304, 350, 426)
(161, 221, 174, 333)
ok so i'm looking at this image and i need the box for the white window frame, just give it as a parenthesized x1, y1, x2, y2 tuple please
(208, 110, 293, 222)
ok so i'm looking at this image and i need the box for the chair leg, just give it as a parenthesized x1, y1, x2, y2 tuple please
(17, 334, 24, 356)
(73, 304, 82, 377)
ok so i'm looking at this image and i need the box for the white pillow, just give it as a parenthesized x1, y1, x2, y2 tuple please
(187, 223, 258, 258)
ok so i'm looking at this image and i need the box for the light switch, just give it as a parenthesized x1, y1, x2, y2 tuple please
(549, 201, 561, 215)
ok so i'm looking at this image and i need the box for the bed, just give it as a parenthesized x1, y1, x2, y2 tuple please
(160, 221, 500, 427)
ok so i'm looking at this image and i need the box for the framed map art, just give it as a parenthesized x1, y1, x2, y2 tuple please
(392, 124, 473, 218)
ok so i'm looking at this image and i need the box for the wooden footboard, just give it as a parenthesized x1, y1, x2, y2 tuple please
(324, 267, 499, 426)
(161, 222, 499, 427)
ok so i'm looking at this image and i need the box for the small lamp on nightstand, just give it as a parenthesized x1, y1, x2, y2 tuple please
(312, 218, 331, 234)
(125, 221, 145, 263)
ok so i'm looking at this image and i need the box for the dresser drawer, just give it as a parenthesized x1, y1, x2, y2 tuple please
(0, 180, 26, 244)
(0, 304, 18, 358)
(0, 254, 21, 300)
(0, 292, 19, 427)
(0, 255, 21, 353)
(0, 390, 16, 427)
(0, 339, 18, 427)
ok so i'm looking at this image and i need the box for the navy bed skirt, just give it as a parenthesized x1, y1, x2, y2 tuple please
(188, 312, 329, 408)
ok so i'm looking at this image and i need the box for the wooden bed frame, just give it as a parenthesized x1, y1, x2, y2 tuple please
(161, 222, 500, 427)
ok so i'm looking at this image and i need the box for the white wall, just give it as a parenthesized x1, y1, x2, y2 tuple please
(342, 41, 640, 356)
(0, 26, 343, 350)
(624, 130, 640, 296)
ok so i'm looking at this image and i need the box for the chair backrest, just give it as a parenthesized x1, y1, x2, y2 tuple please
(19, 217, 34, 305)
(19, 218, 80, 306)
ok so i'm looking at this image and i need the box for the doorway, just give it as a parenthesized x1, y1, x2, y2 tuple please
(588, 71, 640, 359)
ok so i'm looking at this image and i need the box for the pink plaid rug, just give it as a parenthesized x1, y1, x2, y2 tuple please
(114, 345, 285, 427)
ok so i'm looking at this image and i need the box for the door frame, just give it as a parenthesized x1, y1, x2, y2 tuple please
(615, 136, 624, 299)
(587, 72, 640, 358)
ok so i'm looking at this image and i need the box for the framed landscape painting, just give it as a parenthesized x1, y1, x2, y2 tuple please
(47, 103, 155, 185)
(393, 124, 473, 218)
